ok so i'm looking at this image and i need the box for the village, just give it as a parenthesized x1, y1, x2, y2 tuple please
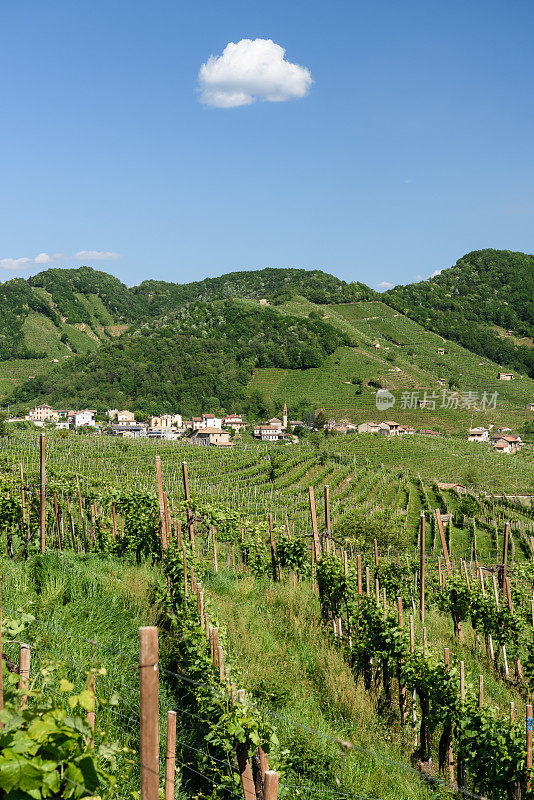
(3, 400, 526, 453)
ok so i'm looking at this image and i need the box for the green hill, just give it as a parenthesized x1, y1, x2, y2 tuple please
(3, 252, 534, 433)
(384, 249, 534, 378)
(10, 300, 349, 418)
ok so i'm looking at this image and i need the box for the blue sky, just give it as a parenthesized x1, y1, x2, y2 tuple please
(1, 0, 533, 290)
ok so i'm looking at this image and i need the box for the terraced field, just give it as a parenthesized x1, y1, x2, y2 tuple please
(247, 297, 534, 432)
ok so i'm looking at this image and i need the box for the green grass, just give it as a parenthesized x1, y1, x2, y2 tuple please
(205, 570, 432, 800)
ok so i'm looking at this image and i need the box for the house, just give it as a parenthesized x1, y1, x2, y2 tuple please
(202, 413, 222, 429)
(267, 417, 283, 430)
(496, 426, 512, 433)
(498, 372, 514, 381)
(106, 409, 119, 420)
(110, 424, 146, 439)
(379, 421, 401, 437)
(223, 413, 245, 431)
(29, 404, 58, 422)
(358, 422, 381, 434)
(259, 426, 286, 442)
(419, 429, 441, 436)
(493, 439, 514, 454)
(527, 403, 534, 412)
(490, 434, 522, 453)
(73, 410, 96, 429)
(436, 347, 445, 356)
(398, 425, 415, 435)
(437, 482, 467, 494)
(117, 410, 136, 426)
(373, 342, 380, 349)
(468, 427, 489, 443)
(259, 298, 270, 306)
(189, 427, 231, 446)
(191, 417, 203, 431)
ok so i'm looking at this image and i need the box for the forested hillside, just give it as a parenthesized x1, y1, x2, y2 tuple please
(12, 301, 349, 417)
(385, 249, 534, 378)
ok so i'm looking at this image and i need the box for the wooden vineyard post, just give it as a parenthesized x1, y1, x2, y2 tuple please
(86, 674, 95, 745)
(39, 433, 46, 552)
(478, 675, 483, 708)
(357, 555, 362, 602)
(269, 513, 277, 582)
(409, 614, 417, 745)
(77, 477, 87, 553)
(139, 627, 159, 800)
(435, 510, 452, 575)
(396, 598, 406, 724)
(324, 485, 331, 544)
(419, 512, 425, 623)
(527, 703, 533, 793)
(182, 462, 194, 550)
(530, 536, 534, 562)
(0, 565, 3, 723)
(444, 648, 454, 784)
(19, 644, 30, 708)
(309, 487, 321, 561)
(217, 645, 225, 682)
(182, 546, 188, 598)
(235, 691, 256, 800)
(155, 456, 168, 549)
(165, 710, 176, 800)
(502, 522, 510, 593)
(212, 529, 218, 573)
(264, 770, 279, 800)
(53, 492, 62, 551)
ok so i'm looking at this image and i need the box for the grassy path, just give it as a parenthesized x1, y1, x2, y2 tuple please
(205, 570, 432, 800)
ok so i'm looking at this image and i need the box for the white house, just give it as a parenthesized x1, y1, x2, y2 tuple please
(73, 410, 96, 429)
(267, 418, 283, 430)
(498, 372, 514, 381)
(527, 402, 534, 412)
(468, 427, 489, 443)
(202, 413, 222, 429)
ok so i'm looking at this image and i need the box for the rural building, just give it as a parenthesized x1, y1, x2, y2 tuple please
(189, 427, 231, 446)
(419, 429, 441, 436)
(437, 482, 467, 494)
(259, 298, 270, 306)
(436, 347, 445, 355)
(110, 424, 146, 439)
(202, 413, 222, 429)
(490, 434, 522, 453)
(398, 425, 415, 434)
(29, 404, 59, 422)
(358, 422, 381, 434)
(267, 417, 284, 430)
(498, 372, 514, 381)
(379, 421, 401, 437)
(468, 427, 489, 443)
(527, 403, 534, 411)
(73, 410, 96, 429)
(223, 413, 245, 431)
(117, 410, 136, 425)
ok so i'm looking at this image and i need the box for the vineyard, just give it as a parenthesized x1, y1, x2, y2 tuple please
(2, 430, 534, 799)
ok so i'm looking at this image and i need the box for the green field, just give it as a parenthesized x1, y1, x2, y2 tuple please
(245, 296, 534, 433)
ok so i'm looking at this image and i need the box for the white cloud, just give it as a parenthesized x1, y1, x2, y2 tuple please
(198, 38, 312, 108)
(73, 250, 122, 261)
(0, 257, 32, 270)
(0, 249, 122, 271)
(376, 280, 394, 289)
